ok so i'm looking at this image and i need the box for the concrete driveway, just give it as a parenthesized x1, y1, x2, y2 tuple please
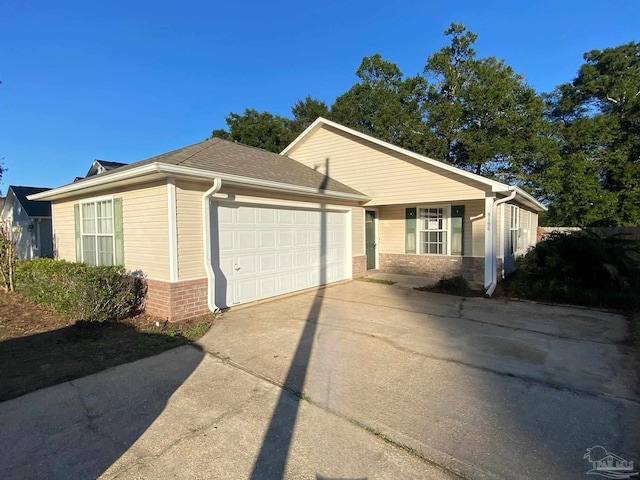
(1, 279, 639, 479)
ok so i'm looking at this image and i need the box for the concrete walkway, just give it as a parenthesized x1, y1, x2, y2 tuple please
(1, 279, 638, 479)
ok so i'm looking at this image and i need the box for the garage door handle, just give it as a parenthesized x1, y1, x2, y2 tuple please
(234, 266, 241, 271)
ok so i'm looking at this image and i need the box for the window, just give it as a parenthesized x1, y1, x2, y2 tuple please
(419, 207, 448, 255)
(80, 199, 114, 266)
(509, 205, 520, 254)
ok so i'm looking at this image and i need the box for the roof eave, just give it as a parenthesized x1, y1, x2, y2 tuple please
(27, 163, 370, 203)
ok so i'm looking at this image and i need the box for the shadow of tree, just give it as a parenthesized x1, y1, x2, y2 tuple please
(0, 326, 204, 479)
(0, 321, 196, 402)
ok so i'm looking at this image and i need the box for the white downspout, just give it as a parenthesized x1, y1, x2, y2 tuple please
(202, 178, 223, 312)
(486, 187, 516, 296)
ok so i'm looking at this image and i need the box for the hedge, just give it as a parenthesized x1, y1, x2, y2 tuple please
(15, 259, 146, 321)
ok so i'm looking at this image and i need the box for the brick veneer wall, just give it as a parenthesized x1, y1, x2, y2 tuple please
(352, 255, 367, 278)
(378, 254, 502, 285)
(145, 278, 210, 321)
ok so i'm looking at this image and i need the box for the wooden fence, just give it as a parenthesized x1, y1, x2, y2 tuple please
(537, 226, 640, 242)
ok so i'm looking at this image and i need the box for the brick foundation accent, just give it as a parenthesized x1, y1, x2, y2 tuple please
(378, 254, 502, 285)
(352, 255, 367, 278)
(145, 278, 210, 321)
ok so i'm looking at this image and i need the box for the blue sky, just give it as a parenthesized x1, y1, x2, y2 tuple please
(1, 0, 637, 191)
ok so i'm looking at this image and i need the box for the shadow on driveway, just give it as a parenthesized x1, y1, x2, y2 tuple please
(0, 341, 204, 479)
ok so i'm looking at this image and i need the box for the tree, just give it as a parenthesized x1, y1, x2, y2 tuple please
(290, 96, 329, 133)
(422, 23, 550, 183)
(211, 96, 330, 153)
(543, 42, 640, 226)
(330, 54, 430, 153)
(210, 109, 292, 153)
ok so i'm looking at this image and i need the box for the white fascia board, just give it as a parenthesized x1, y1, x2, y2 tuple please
(27, 162, 370, 203)
(282, 117, 547, 212)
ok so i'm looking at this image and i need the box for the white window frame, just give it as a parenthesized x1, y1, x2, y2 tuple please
(509, 205, 520, 254)
(418, 205, 451, 255)
(79, 196, 116, 266)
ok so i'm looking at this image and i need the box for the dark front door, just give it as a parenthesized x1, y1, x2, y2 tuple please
(365, 210, 376, 270)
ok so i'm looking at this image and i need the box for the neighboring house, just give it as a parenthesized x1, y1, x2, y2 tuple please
(1, 186, 54, 259)
(30, 118, 545, 320)
(74, 159, 128, 182)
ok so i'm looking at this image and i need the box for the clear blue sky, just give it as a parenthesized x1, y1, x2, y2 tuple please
(1, 0, 637, 191)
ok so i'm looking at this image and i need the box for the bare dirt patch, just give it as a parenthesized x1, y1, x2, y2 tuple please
(0, 290, 215, 402)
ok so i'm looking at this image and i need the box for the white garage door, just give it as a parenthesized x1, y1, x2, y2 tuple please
(214, 203, 347, 307)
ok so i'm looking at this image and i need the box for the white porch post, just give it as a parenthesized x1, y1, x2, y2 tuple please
(484, 196, 495, 288)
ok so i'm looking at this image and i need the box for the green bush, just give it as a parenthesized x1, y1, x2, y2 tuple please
(504, 231, 640, 309)
(429, 275, 472, 296)
(15, 259, 146, 321)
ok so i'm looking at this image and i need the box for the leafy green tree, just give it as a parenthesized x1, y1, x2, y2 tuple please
(543, 42, 640, 226)
(290, 96, 329, 132)
(330, 54, 430, 152)
(211, 97, 329, 152)
(210, 109, 292, 153)
(423, 23, 550, 183)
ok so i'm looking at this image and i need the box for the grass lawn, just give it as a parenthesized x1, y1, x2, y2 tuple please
(0, 290, 215, 402)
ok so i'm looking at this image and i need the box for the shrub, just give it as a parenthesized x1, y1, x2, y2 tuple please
(15, 259, 146, 321)
(428, 275, 472, 296)
(504, 230, 640, 309)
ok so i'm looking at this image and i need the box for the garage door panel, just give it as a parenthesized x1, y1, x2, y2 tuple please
(236, 232, 256, 250)
(215, 203, 347, 307)
(278, 231, 293, 247)
(258, 230, 276, 248)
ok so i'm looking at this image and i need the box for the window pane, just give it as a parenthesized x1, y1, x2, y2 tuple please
(97, 200, 113, 234)
(82, 203, 96, 233)
(82, 236, 97, 266)
(97, 236, 114, 266)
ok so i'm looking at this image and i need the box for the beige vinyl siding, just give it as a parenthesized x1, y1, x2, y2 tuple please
(378, 200, 485, 257)
(52, 201, 75, 261)
(466, 200, 485, 257)
(176, 180, 207, 280)
(352, 207, 364, 256)
(51, 181, 170, 280)
(119, 182, 169, 280)
(288, 125, 488, 205)
(530, 212, 539, 246)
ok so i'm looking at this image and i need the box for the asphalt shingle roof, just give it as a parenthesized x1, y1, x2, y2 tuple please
(10, 186, 52, 217)
(71, 138, 364, 196)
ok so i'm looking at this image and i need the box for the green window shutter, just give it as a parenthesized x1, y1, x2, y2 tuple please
(405, 207, 417, 254)
(113, 197, 124, 266)
(74, 203, 82, 262)
(451, 205, 465, 256)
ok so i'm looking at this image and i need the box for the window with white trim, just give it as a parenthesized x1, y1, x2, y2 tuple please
(509, 205, 520, 254)
(80, 199, 115, 266)
(419, 206, 449, 255)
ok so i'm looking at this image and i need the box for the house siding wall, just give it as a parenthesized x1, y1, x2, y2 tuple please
(51, 181, 170, 280)
(175, 180, 207, 280)
(287, 125, 489, 205)
(376, 200, 485, 257)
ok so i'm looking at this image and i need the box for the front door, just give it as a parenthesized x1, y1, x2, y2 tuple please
(365, 210, 376, 270)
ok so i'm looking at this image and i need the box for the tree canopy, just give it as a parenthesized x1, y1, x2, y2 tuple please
(210, 25, 639, 226)
(542, 42, 640, 226)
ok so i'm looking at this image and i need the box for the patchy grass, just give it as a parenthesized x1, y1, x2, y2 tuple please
(0, 290, 215, 402)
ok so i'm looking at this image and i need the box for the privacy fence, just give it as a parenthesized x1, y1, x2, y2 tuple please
(537, 227, 640, 242)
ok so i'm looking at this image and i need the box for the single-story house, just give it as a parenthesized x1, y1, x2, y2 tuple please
(74, 159, 128, 182)
(30, 117, 545, 320)
(1, 185, 54, 259)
